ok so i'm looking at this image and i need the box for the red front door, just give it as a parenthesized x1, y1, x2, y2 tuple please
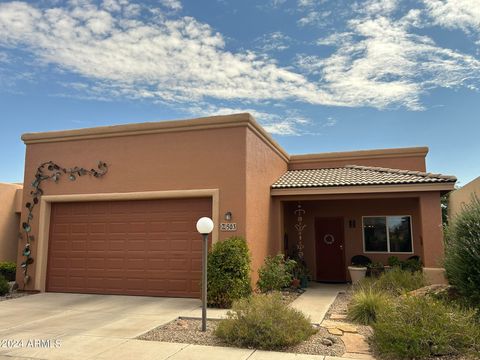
(315, 217, 346, 282)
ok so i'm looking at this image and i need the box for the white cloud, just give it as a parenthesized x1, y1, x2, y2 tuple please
(0, 0, 479, 115)
(254, 32, 292, 52)
(0, 52, 9, 63)
(160, 0, 182, 11)
(303, 8, 480, 109)
(0, 1, 338, 107)
(356, 0, 399, 16)
(182, 103, 313, 135)
(423, 0, 480, 33)
(323, 116, 337, 127)
(297, 11, 331, 27)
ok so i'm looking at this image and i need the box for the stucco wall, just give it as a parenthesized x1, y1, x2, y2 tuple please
(448, 176, 480, 218)
(245, 128, 288, 282)
(289, 149, 427, 172)
(19, 125, 249, 290)
(283, 196, 423, 281)
(0, 183, 22, 262)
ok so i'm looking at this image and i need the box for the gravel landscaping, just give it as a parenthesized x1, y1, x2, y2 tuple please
(0, 283, 35, 302)
(138, 288, 346, 356)
(138, 317, 345, 356)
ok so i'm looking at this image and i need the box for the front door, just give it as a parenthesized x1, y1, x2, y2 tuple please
(315, 217, 346, 282)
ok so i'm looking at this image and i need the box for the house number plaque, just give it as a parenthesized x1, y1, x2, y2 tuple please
(220, 223, 237, 231)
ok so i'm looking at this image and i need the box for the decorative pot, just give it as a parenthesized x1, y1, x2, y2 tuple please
(300, 276, 309, 288)
(348, 266, 367, 284)
(291, 278, 300, 288)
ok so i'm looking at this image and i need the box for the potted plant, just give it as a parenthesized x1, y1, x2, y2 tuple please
(368, 261, 384, 278)
(348, 264, 368, 284)
(291, 258, 310, 289)
(291, 278, 301, 289)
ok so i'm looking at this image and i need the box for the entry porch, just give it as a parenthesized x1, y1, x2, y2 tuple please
(270, 166, 456, 283)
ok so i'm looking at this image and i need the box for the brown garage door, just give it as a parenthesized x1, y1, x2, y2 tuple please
(46, 198, 211, 298)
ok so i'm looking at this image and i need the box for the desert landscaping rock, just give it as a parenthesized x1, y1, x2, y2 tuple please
(322, 320, 358, 333)
(321, 338, 334, 346)
(330, 313, 348, 320)
(327, 328, 343, 336)
(341, 333, 370, 354)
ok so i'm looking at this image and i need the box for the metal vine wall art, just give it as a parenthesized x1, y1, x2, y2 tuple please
(21, 161, 108, 287)
(294, 203, 306, 259)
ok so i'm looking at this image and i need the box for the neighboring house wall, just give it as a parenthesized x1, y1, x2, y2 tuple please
(448, 176, 480, 218)
(0, 183, 22, 262)
(245, 125, 288, 282)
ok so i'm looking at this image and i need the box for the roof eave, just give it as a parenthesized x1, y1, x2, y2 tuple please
(270, 182, 456, 196)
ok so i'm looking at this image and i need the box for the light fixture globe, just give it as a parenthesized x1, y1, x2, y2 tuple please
(196, 217, 214, 234)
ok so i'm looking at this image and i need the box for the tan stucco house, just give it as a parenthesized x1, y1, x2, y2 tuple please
(17, 113, 456, 297)
(0, 183, 23, 262)
(448, 176, 480, 219)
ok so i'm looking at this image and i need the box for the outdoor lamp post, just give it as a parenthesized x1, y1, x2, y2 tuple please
(196, 216, 214, 332)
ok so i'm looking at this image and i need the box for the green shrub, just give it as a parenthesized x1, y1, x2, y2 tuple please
(257, 254, 296, 292)
(215, 293, 316, 350)
(359, 267, 426, 296)
(207, 236, 252, 308)
(444, 197, 480, 306)
(0, 262, 16, 281)
(386, 256, 422, 272)
(0, 275, 9, 296)
(372, 296, 480, 359)
(401, 258, 422, 272)
(347, 287, 389, 325)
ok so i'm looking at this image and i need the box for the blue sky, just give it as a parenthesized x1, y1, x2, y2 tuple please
(0, 0, 479, 185)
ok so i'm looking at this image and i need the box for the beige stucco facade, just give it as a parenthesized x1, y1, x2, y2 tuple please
(17, 113, 454, 292)
(448, 176, 480, 218)
(0, 183, 23, 262)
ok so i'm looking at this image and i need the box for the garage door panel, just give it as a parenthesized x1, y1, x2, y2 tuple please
(47, 198, 211, 298)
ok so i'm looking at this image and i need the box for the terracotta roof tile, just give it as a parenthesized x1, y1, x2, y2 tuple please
(271, 165, 457, 189)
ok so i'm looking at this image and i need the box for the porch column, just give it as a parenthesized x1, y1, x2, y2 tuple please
(419, 192, 448, 284)
(419, 192, 444, 267)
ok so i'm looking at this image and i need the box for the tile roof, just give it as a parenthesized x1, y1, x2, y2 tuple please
(271, 165, 457, 189)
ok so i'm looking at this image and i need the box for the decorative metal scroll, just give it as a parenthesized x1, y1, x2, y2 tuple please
(294, 203, 306, 259)
(21, 161, 108, 287)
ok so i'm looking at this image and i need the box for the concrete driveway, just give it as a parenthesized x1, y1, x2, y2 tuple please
(0, 292, 203, 360)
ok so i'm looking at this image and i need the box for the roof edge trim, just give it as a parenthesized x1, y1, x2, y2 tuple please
(271, 182, 455, 196)
(290, 146, 429, 163)
(21, 113, 289, 160)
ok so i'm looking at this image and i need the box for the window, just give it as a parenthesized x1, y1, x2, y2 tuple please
(363, 216, 413, 253)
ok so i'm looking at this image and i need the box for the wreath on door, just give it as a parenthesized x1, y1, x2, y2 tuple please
(323, 234, 335, 245)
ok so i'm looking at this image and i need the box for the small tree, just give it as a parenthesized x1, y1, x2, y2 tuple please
(444, 196, 480, 306)
(207, 236, 252, 308)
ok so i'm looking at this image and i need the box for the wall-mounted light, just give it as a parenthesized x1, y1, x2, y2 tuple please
(224, 211, 232, 221)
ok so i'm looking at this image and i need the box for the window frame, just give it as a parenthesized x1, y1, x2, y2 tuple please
(362, 215, 414, 254)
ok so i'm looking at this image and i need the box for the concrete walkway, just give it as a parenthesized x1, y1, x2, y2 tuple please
(291, 283, 348, 324)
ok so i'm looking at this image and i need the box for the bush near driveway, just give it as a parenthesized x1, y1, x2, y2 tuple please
(207, 236, 252, 308)
(444, 197, 480, 307)
(257, 254, 296, 292)
(0, 262, 16, 282)
(215, 293, 316, 350)
(372, 296, 480, 359)
(0, 275, 9, 296)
